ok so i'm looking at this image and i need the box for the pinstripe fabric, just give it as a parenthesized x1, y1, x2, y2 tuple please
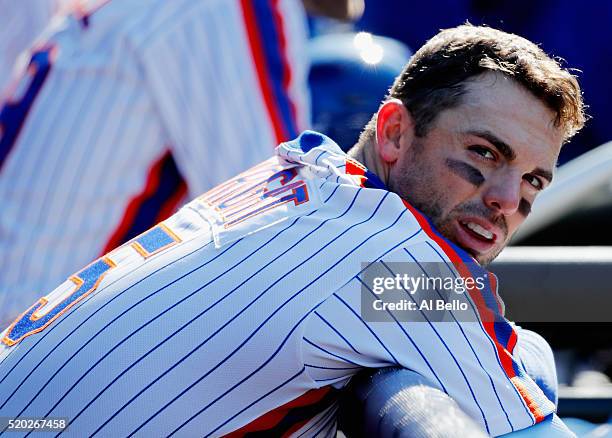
(0, 0, 309, 325)
(0, 132, 554, 436)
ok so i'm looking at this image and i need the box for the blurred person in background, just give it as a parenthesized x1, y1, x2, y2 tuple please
(0, 0, 363, 326)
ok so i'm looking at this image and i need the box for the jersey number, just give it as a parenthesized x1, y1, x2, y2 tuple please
(2, 224, 181, 346)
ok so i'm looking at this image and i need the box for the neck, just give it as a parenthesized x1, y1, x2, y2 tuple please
(348, 139, 391, 186)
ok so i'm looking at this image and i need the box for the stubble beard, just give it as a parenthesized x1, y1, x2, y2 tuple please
(389, 156, 506, 266)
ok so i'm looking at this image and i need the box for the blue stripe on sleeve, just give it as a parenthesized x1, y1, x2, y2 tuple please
(303, 338, 362, 367)
(332, 293, 400, 365)
(315, 311, 361, 354)
(357, 277, 447, 393)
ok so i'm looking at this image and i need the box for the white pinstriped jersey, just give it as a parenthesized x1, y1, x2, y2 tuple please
(0, 132, 555, 436)
(0, 0, 309, 325)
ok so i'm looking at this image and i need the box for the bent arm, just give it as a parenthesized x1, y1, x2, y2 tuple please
(339, 367, 488, 437)
(339, 367, 574, 437)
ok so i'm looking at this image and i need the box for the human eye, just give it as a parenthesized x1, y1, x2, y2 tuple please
(524, 174, 544, 190)
(468, 145, 496, 161)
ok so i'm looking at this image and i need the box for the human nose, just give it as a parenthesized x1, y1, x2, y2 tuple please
(482, 170, 521, 216)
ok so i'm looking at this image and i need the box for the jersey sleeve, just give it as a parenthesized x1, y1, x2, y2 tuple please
(135, 0, 310, 197)
(301, 238, 556, 437)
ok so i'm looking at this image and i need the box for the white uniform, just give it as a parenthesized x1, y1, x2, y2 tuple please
(0, 0, 310, 325)
(0, 132, 555, 437)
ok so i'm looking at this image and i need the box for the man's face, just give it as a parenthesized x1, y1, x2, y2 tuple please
(388, 73, 565, 265)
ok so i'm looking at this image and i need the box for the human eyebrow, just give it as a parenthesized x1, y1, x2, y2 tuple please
(466, 130, 516, 161)
(466, 129, 554, 185)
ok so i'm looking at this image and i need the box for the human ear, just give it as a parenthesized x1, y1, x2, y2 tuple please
(375, 98, 415, 165)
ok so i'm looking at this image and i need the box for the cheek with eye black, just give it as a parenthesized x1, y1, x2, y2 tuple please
(445, 159, 485, 187)
(518, 199, 532, 216)
(446, 158, 533, 217)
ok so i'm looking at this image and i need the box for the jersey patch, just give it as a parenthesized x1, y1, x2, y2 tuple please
(194, 158, 321, 248)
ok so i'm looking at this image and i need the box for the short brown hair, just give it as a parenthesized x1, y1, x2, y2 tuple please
(358, 24, 585, 145)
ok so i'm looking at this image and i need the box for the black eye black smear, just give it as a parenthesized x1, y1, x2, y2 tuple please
(446, 159, 532, 217)
(445, 159, 485, 187)
(519, 199, 532, 217)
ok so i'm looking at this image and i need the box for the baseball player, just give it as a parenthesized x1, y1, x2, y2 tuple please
(0, 0, 310, 325)
(0, 25, 584, 436)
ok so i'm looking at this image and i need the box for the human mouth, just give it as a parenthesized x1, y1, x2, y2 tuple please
(464, 222, 493, 240)
(452, 218, 501, 256)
